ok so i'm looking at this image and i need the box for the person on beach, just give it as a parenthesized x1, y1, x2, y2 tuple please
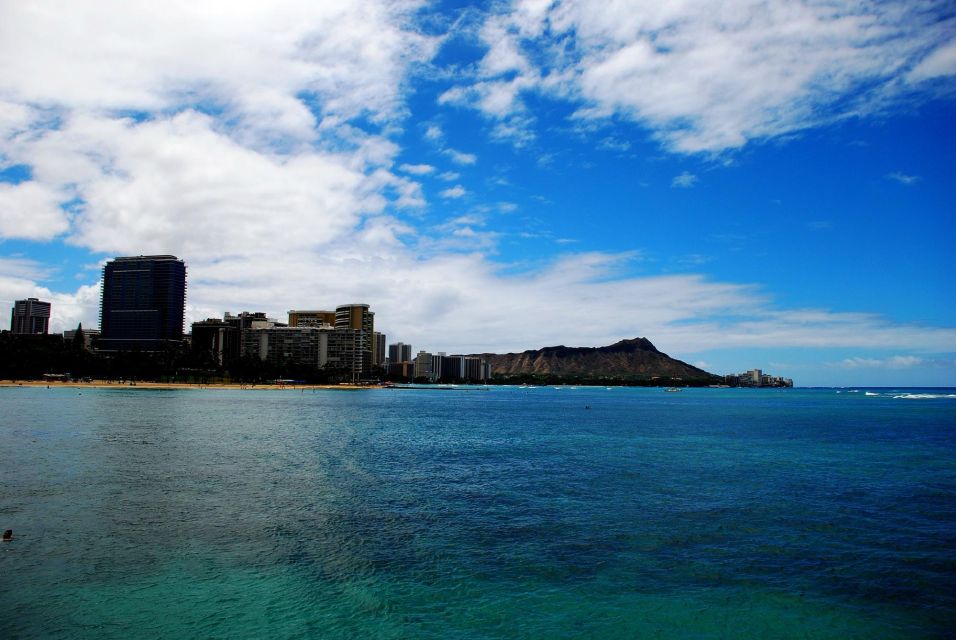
(2, 529, 12, 541)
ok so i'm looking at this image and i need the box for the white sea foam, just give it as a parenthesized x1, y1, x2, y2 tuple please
(865, 391, 881, 396)
(892, 393, 956, 400)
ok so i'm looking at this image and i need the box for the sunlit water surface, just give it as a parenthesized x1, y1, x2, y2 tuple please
(2, 386, 954, 638)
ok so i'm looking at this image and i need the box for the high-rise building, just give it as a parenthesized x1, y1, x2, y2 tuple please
(430, 352, 445, 381)
(98, 255, 186, 351)
(335, 304, 373, 333)
(241, 325, 329, 369)
(326, 328, 362, 376)
(388, 342, 412, 364)
(414, 351, 433, 379)
(335, 304, 373, 378)
(10, 298, 51, 334)
(441, 355, 465, 381)
(373, 331, 386, 366)
(464, 356, 484, 382)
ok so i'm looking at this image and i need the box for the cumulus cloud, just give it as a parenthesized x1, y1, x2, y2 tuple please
(0, 264, 101, 334)
(217, 259, 956, 355)
(423, 124, 444, 142)
(7, 240, 956, 357)
(671, 172, 698, 188)
(0, 1, 434, 269)
(399, 163, 436, 175)
(0, 100, 36, 140)
(444, 148, 478, 165)
(444, 0, 956, 153)
(12, 111, 387, 257)
(0, 181, 70, 240)
(439, 185, 467, 199)
(0, 2, 436, 143)
(1, 0, 953, 365)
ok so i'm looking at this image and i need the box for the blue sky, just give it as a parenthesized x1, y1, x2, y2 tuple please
(0, 0, 954, 385)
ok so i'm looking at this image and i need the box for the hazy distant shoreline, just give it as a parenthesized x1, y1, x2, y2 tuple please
(0, 380, 378, 391)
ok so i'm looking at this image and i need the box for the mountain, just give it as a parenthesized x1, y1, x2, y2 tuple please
(479, 338, 717, 383)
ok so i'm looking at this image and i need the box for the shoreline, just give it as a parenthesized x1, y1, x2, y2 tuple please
(0, 380, 380, 391)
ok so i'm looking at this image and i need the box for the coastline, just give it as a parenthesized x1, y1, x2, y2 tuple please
(0, 379, 379, 391)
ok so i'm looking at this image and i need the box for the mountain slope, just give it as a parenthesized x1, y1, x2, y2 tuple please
(480, 338, 715, 382)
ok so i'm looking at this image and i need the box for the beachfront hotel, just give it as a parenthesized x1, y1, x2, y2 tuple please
(98, 255, 187, 352)
(191, 304, 378, 381)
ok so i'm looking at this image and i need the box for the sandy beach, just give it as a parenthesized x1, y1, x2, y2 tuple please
(0, 380, 379, 391)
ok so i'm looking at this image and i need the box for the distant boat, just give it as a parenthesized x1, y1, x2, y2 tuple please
(664, 387, 682, 392)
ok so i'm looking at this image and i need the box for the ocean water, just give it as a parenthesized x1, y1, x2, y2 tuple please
(1, 385, 954, 639)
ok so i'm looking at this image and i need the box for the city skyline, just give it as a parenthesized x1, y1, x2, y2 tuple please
(1, 1, 954, 386)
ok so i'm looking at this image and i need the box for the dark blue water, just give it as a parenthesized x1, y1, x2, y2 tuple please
(2, 386, 954, 638)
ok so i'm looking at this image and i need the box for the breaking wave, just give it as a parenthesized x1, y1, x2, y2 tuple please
(892, 393, 956, 400)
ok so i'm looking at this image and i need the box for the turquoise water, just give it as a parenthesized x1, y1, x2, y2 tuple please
(1, 386, 954, 638)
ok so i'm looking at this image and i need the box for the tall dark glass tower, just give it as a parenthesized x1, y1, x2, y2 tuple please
(98, 255, 187, 351)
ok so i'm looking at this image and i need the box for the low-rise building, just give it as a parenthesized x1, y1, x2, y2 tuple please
(288, 310, 335, 327)
(63, 326, 101, 351)
(191, 318, 241, 365)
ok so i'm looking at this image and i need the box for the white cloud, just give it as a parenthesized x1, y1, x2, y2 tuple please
(0, 2, 437, 144)
(0, 266, 101, 334)
(0, 3, 433, 260)
(423, 124, 444, 142)
(676, 254, 712, 266)
(907, 37, 956, 82)
(399, 163, 436, 175)
(497, 201, 518, 213)
(15, 111, 381, 257)
(438, 171, 461, 181)
(599, 137, 631, 152)
(439, 185, 467, 199)
(671, 172, 698, 188)
(7, 243, 956, 358)
(886, 171, 920, 185)
(0, 256, 56, 282)
(445, 0, 956, 153)
(0, 100, 36, 140)
(437, 214, 485, 229)
(444, 148, 478, 165)
(1, 0, 953, 367)
(831, 355, 925, 369)
(0, 181, 70, 240)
